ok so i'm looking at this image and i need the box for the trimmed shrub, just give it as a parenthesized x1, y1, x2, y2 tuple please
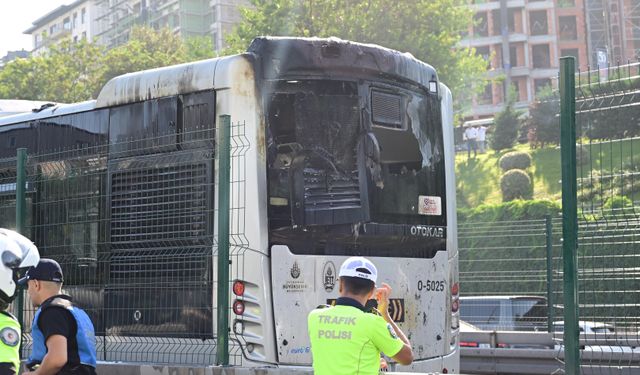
(499, 151, 532, 171)
(500, 169, 533, 201)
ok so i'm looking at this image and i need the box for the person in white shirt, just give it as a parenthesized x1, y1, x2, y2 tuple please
(464, 126, 478, 158)
(477, 125, 487, 153)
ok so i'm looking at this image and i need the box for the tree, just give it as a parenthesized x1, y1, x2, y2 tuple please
(491, 87, 521, 152)
(98, 27, 218, 95)
(527, 85, 559, 148)
(0, 27, 217, 102)
(99, 27, 188, 88)
(0, 39, 105, 102)
(184, 36, 217, 61)
(224, 0, 486, 111)
(581, 78, 640, 140)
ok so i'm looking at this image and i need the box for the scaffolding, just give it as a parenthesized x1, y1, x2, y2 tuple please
(93, 0, 213, 49)
(585, 0, 640, 68)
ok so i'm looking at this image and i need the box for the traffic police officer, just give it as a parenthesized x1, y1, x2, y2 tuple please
(0, 229, 41, 375)
(308, 256, 413, 374)
(20, 259, 96, 375)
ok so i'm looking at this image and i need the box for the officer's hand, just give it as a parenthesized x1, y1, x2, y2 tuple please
(380, 357, 389, 371)
(375, 283, 392, 320)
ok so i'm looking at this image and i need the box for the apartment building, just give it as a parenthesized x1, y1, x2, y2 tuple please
(25, 0, 250, 54)
(0, 50, 29, 68)
(556, 0, 588, 70)
(94, 0, 249, 51)
(24, 0, 99, 55)
(460, 0, 589, 119)
(211, 0, 250, 51)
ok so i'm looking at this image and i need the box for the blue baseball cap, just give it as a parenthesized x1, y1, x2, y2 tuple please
(17, 258, 64, 285)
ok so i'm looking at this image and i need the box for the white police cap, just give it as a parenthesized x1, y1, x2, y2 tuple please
(338, 256, 377, 283)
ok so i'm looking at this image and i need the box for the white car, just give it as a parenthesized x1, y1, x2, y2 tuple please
(553, 321, 638, 354)
(554, 320, 614, 334)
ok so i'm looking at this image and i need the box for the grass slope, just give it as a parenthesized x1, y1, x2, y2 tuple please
(455, 138, 640, 210)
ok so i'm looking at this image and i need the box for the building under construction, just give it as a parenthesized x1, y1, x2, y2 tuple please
(585, 0, 640, 68)
(94, 0, 249, 51)
(460, 0, 640, 120)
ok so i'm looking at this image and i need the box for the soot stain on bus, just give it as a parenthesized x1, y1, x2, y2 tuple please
(250, 37, 447, 259)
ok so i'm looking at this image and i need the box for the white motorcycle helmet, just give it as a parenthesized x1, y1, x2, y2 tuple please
(0, 229, 40, 305)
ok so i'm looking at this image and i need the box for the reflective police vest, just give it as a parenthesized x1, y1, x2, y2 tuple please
(0, 311, 20, 372)
(29, 296, 97, 368)
(308, 298, 404, 375)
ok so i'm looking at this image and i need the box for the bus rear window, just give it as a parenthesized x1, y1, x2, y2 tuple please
(370, 90, 446, 226)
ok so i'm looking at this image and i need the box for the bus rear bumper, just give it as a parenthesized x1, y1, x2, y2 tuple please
(94, 350, 460, 375)
(394, 349, 460, 374)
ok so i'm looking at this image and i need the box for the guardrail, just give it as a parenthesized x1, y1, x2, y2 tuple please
(94, 364, 434, 375)
(461, 331, 640, 374)
(462, 330, 640, 348)
(95, 365, 314, 375)
(94, 331, 640, 374)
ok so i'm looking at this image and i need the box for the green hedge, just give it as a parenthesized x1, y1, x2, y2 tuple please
(458, 199, 561, 222)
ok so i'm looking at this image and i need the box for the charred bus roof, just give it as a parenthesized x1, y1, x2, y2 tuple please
(0, 37, 438, 128)
(248, 37, 438, 90)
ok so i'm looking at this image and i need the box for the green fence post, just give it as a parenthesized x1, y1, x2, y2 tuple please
(15, 148, 27, 343)
(216, 115, 231, 366)
(545, 215, 554, 333)
(560, 56, 580, 375)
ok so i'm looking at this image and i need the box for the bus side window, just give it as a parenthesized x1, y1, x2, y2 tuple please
(181, 91, 215, 149)
(109, 102, 146, 156)
(156, 96, 178, 152)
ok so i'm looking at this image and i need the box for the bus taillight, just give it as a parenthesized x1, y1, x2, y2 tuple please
(233, 280, 245, 296)
(451, 299, 459, 313)
(451, 282, 459, 296)
(233, 300, 245, 315)
(460, 341, 479, 348)
(451, 282, 459, 313)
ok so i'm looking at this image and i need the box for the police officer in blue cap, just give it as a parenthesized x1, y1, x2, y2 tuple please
(20, 259, 96, 375)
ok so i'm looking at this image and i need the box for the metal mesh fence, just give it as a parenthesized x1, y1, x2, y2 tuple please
(458, 218, 564, 333)
(460, 61, 640, 373)
(2, 119, 248, 366)
(571, 61, 640, 372)
(226, 121, 253, 365)
(0, 157, 19, 230)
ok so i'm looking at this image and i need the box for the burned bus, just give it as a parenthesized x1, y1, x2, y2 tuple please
(0, 37, 459, 372)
